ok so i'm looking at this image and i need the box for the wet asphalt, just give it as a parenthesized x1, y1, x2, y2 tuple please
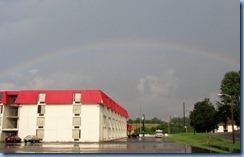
(0, 137, 192, 153)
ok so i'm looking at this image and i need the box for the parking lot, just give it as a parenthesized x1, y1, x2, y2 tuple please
(0, 137, 194, 153)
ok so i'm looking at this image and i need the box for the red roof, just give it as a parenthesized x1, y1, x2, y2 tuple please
(0, 91, 19, 104)
(45, 90, 74, 104)
(81, 90, 103, 104)
(15, 91, 38, 104)
(1, 90, 129, 118)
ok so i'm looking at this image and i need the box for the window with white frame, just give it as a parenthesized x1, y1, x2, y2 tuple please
(72, 129, 80, 139)
(36, 129, 44, 138)
(73, 105, 81, 114)
(74, 93, 81, 103)
(37, 105, 45, 114)
(38, 93, 46, 103)
(37, 117, 45, 126)
(73, 117, 81, 126)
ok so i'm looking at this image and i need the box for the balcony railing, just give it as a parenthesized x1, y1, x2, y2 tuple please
(6, 109, 19, 117)
(2, 128, 18, 131)
(6, 115, 19, 119)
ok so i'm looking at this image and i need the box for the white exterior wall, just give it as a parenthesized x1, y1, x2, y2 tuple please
(44, 105, 73, 142)
(99, 104, 127, 141)
(15, 103, 128, 142)
(80, 104, 100, 142)
(79, 104, 127, 142)
(18, 105, 38, 138)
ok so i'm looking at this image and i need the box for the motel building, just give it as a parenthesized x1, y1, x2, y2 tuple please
(0, 90, 129, 142)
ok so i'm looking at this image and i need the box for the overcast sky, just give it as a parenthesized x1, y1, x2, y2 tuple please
(0, 0, 240, 120)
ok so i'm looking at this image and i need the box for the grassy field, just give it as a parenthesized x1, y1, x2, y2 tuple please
(165, 132, 240, 153)
(131, 123, 159, 130)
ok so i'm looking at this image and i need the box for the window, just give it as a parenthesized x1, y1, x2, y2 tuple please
(72, 129, 80, 139)
(74, 93, 81, 103)
(103, 116, 106, 128)
(73, 117, 81, 126)
(38, 93, 46, 103)
(73, 105, 81, 114)
(0, 94, 2, 102)
(0, 105, 3, 114)
(37, 117, 45, 126)
(36, 129, 44, 138)
(37, 105, 45, 114)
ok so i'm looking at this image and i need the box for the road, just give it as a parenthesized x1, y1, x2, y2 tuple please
(0, 137, 195, 153)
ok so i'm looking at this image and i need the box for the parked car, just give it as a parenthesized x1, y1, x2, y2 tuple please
(24, 135, 42, 143)
(5, 135, 22, 143)
(155, 129, 163, 138)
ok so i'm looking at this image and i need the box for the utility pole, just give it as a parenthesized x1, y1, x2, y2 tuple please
(139, 104, 141, 134)
(168, 116, 171, 134)
(142, 114, 145, 137)
(183, 102, 186, 132)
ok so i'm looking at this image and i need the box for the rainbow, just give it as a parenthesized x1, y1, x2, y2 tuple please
(0, 38, 239, 79)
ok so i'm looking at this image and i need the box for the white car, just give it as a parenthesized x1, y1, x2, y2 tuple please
(155, 130, 163, 138)
(24, 135, 42, 143)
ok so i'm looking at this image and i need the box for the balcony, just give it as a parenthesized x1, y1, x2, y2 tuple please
(2, 128, 18, 132)
(5, 108, 19, 119)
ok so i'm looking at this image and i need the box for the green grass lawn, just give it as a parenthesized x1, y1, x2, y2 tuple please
(131, 123, 159, 130)
(165, 132, 240, 153)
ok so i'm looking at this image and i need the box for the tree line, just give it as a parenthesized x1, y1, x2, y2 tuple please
(128, 71, 240, 134)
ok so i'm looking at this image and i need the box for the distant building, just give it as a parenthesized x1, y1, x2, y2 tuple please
(215, 120, 239, 133)
(0, 90, 129, 142)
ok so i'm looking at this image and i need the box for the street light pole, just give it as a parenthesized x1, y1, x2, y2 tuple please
(142, 114, 145, 137)
(218, 93, 235, 144)
(183, 102, 186, 132)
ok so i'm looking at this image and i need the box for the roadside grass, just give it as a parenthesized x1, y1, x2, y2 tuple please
(165, 132, 240, 153)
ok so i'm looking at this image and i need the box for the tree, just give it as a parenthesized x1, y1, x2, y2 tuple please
(219, 71, 240, 127)
(127, 119, 133, 124)
(190, 98, 218, 133)
(169, 117, 183, 134)
(146, 117, 161, 124)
